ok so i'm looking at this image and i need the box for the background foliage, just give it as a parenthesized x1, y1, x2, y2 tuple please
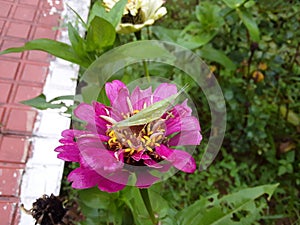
(2, 0, 299, 224)
(152, 0, 299, 224)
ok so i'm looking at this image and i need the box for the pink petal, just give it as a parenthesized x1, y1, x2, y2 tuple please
(77, 134, 109, 147)
(131, 150, 145, 161)
(92, 101, 111, 134)
(131, 86, 152, 110)
(156, 162, 172, 172)
(153, 83, 178, 101)
(68, 167, 129, 192)
(55, 145, 80, 162)
(166, 116, 200, 136)
(156, 145, 196, 173)
(74, 103, 95, 124)
(135, 170, 159, 188)
(98, 171, 130, 193)
(79, 147, 124, 173)
(75, 102, 111, 135)
(61, 129, 77, 139)
(59, 129, 85, 144)
(169, 130, 202, 146)
(105, 80, 126, 105)
(68, 167, 102, 189)
(144, 159, 163, 168)
(115, 149, 125, 162)
(111, 88, 131, 115)
(167, 100, 192, 118)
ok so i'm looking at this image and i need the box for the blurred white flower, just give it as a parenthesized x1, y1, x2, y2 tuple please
(103, 0, 167, 34)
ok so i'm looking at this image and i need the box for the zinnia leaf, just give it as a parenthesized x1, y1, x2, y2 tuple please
(176, 183, 279, 225)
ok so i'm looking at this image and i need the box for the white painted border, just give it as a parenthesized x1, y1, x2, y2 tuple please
(19, 0, 90, 224)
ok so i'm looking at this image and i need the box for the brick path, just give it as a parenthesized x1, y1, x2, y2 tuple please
(0, 0, 63, 224)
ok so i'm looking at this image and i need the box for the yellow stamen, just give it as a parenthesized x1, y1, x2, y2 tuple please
(124, 148, 132, 153)
(147, 124, 151, 134)
(146, 146, 153, 152)
(127, 139, 134, 148)
(137, 146, 144, 152)
(108, 137, 116, 146)
(108, 130, 115, 137)
(130, 149, 135, 155)
(143, 136, 152, 145)
(143, 136, 150, 141)
(156, 135, 162, 141)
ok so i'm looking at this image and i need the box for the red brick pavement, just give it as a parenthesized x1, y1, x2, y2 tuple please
(0, 0, 63, 224)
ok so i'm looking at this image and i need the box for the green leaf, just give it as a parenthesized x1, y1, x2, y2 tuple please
(153, 23, 219, 50)
(67, 23, 87, 58)
(122, 187, 175, 225)
(280, 106, 300, 126)
(195, 3, 224, 29)
(107, 0, 128, 27)
(66, 3, 87, 29)
(86, 16, 116, 51)
(49, 95, 74, 103)
(180, 3, 224, 48)
(152, 26, 179, 42)
(181, 34, 215, 49)
(78, 187, 114, 209)
(87, 1, 107, 26)
(222, 0, 247, 8)
(0, 38, 89, 68)
(88, 0, 127, 28)
(197, 45, 236, 71)
(177, 184, 279, 225)
(20, 94, 66, 110)
(237, 8, 260, 42)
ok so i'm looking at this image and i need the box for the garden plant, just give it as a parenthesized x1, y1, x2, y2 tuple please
(1, 0, 299, 224)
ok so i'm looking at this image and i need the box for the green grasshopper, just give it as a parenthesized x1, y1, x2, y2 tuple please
(112, 84, 189, 129)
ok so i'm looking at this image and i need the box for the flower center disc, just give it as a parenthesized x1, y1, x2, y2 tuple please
(107, 119, 166, 158)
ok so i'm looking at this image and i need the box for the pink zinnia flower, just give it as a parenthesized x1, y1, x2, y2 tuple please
(55, 80, 202, 192)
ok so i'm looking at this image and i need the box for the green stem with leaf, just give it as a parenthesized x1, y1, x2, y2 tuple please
(139, 188, 157, 225)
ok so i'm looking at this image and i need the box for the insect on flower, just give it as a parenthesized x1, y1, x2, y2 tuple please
(55, 80, 202, 192)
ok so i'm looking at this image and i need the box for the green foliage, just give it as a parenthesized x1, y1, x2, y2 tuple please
(236, 7, 260, 42)
(86, 17, 116, 52)
(154, 0, 300, 224)
(75, 184, 277, 225)
(88, 0, 127, 28)
(222, 0, 247, 9)
(177, 184, 278, 225)
(21, 94, 74, 111)
(77, 186, 176, 225)
(0, 38, 90, 68)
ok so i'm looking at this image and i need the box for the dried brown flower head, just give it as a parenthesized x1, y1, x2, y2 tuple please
(21, 194, 82, 225)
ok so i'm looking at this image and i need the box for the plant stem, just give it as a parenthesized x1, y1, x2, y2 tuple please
(143, 60, 150, 82)
(139, 188, 157, 225)
(134, 30, 150, 82)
